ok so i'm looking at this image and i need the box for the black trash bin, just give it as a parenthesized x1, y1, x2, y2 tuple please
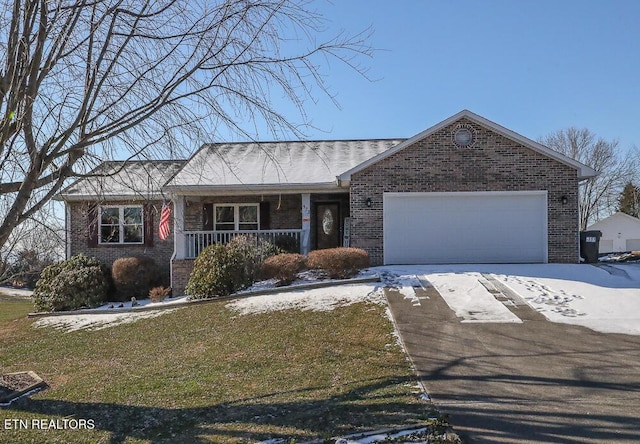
(580, 230, 602, 263)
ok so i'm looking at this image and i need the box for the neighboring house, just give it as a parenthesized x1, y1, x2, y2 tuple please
(587, 212, 640, 253)
(58, 110, 597, 295)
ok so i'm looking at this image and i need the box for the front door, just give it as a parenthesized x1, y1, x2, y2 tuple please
(316, 203, 341, 249)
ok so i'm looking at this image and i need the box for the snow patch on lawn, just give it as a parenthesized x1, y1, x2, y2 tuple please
(34, 309, 178, 332)
(95, 296, 189, 310)
(226, 283, 384, 315)
(239, 269, 379, 294)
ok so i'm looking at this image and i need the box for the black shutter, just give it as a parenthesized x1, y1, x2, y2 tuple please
(87, 204, 98, 247)
(144, 204, 154, 247)
(203, 203, 213, 231)
(260, 201, 270, 230)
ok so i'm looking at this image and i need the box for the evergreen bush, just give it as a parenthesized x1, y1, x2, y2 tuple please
(185, 244, 235, 299)
(186, 235, 278, 299)
(33, 254, 111, 312)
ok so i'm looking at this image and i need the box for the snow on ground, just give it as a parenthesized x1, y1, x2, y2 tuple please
(425, 272, 521, 323)
(31, 296, 189, 332)
(95, 296, 189, 310)
(378, 264, 640, 336)
(377, 269, 424, 306)
(226, 283, 384, 315)
(239, 269, 379, 294)
(0, 286, 33, 299)
(33, 309, 178, 332)
(489, 264, 640, 335)
(28, 263, 640, 336)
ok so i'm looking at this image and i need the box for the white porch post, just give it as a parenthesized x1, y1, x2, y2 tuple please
(173, 195, 186, 259)
(301, 193, 311, 254)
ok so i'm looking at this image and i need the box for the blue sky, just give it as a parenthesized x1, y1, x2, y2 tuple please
(264, 0, 639, 152)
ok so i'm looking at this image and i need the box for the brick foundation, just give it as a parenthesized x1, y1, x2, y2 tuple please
(171, 259, 194, 296)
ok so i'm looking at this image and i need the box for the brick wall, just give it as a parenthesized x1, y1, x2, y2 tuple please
(183, 194, 302, 231)
(171, 259, 194, 296)
(350, 118, 579, 265)
(68, 200, 175, 284)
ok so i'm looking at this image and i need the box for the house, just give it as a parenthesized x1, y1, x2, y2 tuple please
(586, 212, 640, 253)
(58, 110, 597, 295)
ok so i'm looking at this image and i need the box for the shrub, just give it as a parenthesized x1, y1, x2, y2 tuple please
(33, 254, 110, 312)
(185, 244, 234, 299)
(273, 234, 300, 254)
(261, 253, 306, 286)
(186, 236, 279, 299)
(111, 256, 160, 301)
(306, 247, 370, 279)
(149, 286, 171, 302)
(226, 235, 279, 290)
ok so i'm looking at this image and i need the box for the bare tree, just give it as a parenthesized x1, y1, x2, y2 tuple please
(0, 200, 64, 286)
(0, 0, 372, 252)
(539, 127, 637, 229)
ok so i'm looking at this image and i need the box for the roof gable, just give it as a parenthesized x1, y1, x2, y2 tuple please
(588, 212, 640, 230)
(338, 110, 598, 182)
(59, 160, 186, 201)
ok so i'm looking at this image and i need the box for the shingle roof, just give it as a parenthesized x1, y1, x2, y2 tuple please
(59, 160, 186, 201)
(164, 139, 405, 192)
(58, 110, 598, 201)
(339, 110, 598, 182)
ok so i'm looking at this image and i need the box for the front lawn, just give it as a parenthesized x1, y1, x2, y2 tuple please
(0, 300, 32, 323)
(0, 296, 439, 443)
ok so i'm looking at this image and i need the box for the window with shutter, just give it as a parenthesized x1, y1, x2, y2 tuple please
(98, 205, 145, 244)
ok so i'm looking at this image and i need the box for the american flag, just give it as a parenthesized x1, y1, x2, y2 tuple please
(158, 202, 171, 241)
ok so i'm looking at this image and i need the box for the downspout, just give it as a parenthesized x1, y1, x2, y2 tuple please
(65, 201, 71, 259)
(169, 196, 176, 291)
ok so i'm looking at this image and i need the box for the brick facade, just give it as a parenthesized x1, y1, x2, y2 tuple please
(68, 200, 175, 284)
(349, 118, 579, 265)
(183, 194, 302, 231)
(171, 259, 194, 296)
(67, 117, 582, 295)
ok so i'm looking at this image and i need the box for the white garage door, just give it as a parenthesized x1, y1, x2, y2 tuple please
(383, 191, 548, 264)
(627, 239, 640, 251)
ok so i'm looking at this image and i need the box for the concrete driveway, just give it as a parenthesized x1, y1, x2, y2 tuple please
(386, 273, 640, 443)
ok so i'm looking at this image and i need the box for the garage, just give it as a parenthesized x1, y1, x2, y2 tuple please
(383, 191, 548, 264)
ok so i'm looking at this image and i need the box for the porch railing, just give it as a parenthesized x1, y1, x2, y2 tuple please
(184, 229, 303, 259)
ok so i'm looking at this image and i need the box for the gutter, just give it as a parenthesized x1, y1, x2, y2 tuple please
(161, 182, 345, 196)
(56, 193, 167, 202)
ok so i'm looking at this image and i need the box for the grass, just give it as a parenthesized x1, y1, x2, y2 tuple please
(0, 296, 441, 443)
(0, 300, 32, 322)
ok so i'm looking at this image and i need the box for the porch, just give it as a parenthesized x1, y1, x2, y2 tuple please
(183, 229, 303, 258)
(172, 192, 350, 261)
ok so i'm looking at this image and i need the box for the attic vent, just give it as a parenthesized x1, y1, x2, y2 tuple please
(452, 124, 476, 148)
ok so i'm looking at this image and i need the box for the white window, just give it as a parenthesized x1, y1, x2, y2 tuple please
(99, 206, 144, 244)
(214, 204, 259, 231)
